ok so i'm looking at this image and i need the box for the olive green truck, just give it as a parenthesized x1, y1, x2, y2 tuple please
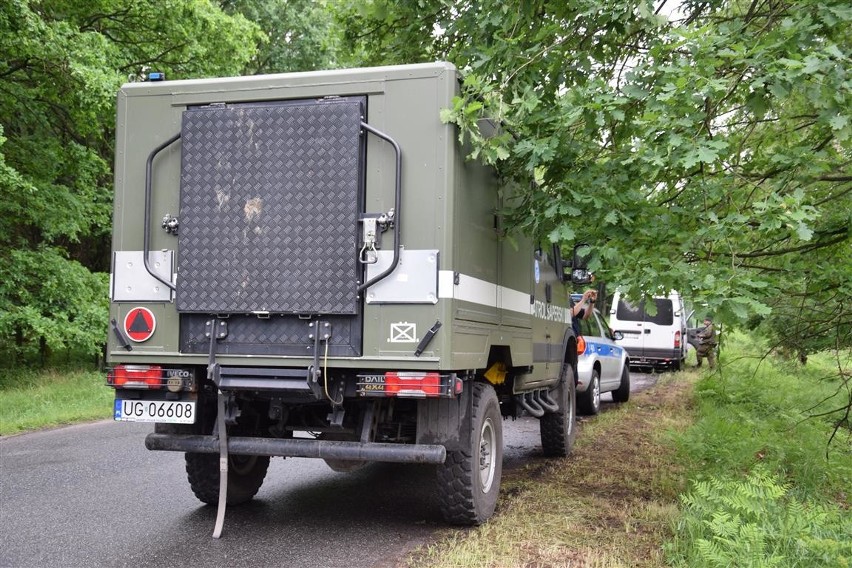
(106, 62, 589, 536)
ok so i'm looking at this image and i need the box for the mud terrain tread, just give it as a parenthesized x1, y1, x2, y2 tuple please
(436, 382, 499, 525)
(436, 449, 477, 521)
(541, 362, 577, 457)
(185, 453, 269, 505)
(612, 365, 631, 403)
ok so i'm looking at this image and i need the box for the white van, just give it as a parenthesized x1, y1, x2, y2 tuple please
(608, 291, 689, 371)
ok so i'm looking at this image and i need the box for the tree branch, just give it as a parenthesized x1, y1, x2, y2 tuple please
(0, 59, 31, 79)
(736, 229, 848, 259)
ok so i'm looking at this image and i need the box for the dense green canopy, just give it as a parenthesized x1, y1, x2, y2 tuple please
(1, 0, 849, 365)
(0, 0, 261, 360)
(338, 0, 851, 358)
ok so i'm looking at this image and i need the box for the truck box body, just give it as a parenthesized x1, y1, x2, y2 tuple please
(107, 63, 580, 529)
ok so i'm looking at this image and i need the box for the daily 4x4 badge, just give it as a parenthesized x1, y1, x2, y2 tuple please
(124, 307, 156, 342)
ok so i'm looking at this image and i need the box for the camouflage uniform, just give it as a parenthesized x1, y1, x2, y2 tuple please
(696, 319, 717, 369)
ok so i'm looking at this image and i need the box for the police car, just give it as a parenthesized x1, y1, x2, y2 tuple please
(572, 295, 631, 415)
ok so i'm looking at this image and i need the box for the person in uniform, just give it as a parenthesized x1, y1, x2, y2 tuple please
(695, 316, 718, 369)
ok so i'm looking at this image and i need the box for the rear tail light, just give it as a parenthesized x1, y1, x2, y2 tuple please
(357, 372, 459, 398)
(386, 372, 441, 396)
(108, 365, 163, 389)
(577, 336, 587, 355)
(674, 331, 681, 348)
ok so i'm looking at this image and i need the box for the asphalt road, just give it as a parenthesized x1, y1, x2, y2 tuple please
(0, 372, 656, 568)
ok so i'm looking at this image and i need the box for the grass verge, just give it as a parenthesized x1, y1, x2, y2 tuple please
(666, 333, 852, 567)
(406, 373, 697, 568)
(405, 335, 851, 567)
(0, 366, 112, 435)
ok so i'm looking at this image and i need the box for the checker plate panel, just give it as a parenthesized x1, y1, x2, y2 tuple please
(176, 98, 364, 314)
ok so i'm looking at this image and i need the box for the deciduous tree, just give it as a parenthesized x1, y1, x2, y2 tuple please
(338, 0, 850, 349)
(337, 0, 850, 434)
(0, 0, 260, 361)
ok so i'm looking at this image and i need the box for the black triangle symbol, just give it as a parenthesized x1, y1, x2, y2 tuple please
(129, 311, 151, 333)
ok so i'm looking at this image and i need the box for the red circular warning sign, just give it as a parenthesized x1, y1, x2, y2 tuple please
(124, 307, 156, 342)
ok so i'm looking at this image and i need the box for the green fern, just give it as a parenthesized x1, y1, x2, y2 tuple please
(668, 466, 852, 567)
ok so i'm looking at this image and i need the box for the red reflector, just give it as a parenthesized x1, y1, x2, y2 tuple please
(108, 365, 162, 389)
(384, 372, 441, 397)
(674, 331, 681, 348)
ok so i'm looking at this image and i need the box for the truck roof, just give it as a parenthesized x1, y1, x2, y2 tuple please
(120, 61, 458, 96)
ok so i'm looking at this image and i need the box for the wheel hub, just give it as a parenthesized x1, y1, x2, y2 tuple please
(479, 417, 496, 493)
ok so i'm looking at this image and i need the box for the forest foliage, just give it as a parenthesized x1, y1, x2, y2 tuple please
(1, 0, 849, 366)
(336, 0, 850, 355)
(0, 0, 261, 361)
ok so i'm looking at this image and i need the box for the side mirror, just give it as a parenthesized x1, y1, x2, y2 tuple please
(613, 331, 624, 341)
(573, 243, 592, 270)
(568, 243, 593, 284)
(571, 268, 593, 285)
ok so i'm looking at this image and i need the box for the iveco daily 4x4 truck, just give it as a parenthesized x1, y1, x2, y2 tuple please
(106, 62, 590, 536)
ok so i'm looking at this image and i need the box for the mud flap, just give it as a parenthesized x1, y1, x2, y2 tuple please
(416, 382, 471, 453)
(212, 389, 229, 539)
(206, 319, 230, 539)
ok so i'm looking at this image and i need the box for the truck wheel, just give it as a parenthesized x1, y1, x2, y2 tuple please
(437, 382, 503, 525)
(540, 360, 577, 457)
(185, 453, 270, 505)
(611, 364, 631, 403)
(577, 368, 601, 416)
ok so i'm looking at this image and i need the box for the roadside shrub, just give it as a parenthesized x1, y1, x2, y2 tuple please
(676, 331, 852, 500)
(0, 248, 108, 364)
(668, 466, 852, 567)
(667, 331, 852, 566)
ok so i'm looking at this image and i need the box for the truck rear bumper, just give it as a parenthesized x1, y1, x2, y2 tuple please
(624, 347, 682, 364)
(145, 433, 447, 464)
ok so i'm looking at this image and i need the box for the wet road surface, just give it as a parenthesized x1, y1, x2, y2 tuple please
(0, 373, 656, 568)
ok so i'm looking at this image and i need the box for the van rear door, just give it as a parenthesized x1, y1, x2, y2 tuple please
(612, 297, 675, 360)
(612, 297, 647, 356)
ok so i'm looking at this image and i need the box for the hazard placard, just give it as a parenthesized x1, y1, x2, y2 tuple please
(124, 307, 156, 342)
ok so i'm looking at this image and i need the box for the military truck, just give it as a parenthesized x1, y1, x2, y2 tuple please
(106, 62, 589, 537)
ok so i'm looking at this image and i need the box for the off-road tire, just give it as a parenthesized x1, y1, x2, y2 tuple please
(540, 361, 577, 457)
(611, 364, 631, 403)
(185, 453, 270, 505)
(437, 382, 503, 525)
(577, 368, 601, 415)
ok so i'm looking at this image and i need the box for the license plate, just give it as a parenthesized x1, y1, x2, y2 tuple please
(114, 399, 196, 424)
